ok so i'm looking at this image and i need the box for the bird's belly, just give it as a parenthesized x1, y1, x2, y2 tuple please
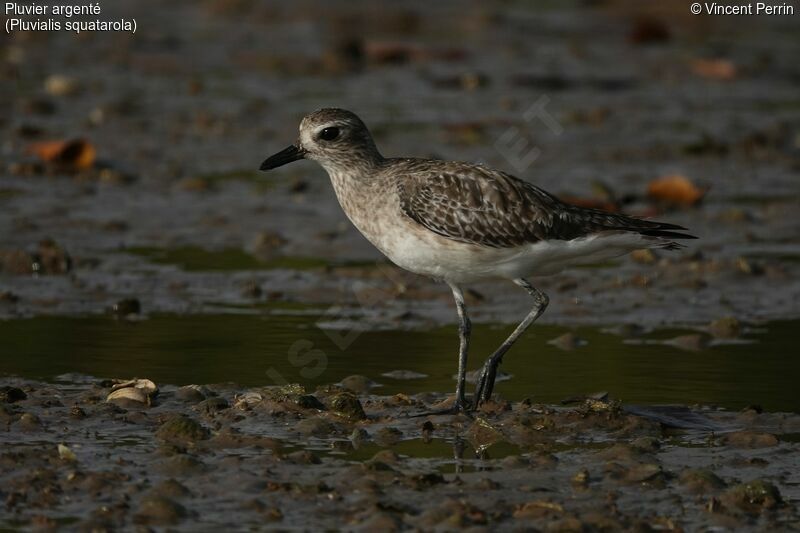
(372, 222, 520, 283)
(374, 230, 650, 283)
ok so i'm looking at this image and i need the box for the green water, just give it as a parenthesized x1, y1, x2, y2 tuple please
(0, 314, 797, 412)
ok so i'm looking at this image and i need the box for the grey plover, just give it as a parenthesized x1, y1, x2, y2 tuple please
(260, 108, 695, 412)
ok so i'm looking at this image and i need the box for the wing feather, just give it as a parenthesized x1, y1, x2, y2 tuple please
(394, 160, 695, 248)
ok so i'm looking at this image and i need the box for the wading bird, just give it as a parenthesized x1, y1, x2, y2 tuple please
(260, 108, 695, 413)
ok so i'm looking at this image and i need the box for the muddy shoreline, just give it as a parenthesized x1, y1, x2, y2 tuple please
(1, 376, 799, 530)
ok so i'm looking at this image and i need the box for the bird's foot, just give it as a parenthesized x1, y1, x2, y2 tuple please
(473, 361, 498, 410)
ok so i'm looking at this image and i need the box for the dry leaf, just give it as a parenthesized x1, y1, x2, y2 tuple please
(647, 174, 706, 207)
(27, 139, 96, 170)
(691, 58, 737, 81)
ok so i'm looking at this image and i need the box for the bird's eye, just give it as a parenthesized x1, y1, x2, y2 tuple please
(318, 127, 340, 141)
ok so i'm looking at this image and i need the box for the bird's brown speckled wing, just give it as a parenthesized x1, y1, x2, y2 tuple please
(395, 161, 694, 248)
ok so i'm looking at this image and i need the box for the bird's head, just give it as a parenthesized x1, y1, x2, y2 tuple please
(260, 108, 383, 174)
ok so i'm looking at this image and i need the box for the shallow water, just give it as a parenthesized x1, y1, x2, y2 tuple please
(1, 313, 796, 412)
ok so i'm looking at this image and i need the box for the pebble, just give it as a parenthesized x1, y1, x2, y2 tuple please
(708, 316, 741, 339)
(44, 74, 81, 96)
(111, 298, 141, 318)
(176, 384, 212, 403)
(296, 417, 336, 437)
(547, 332, 588, 351)
(339, 374, 376, 394)
(722, 431, 779, 449)
(722, 479, 782, 511)
(156, 414, 210, 445)
(0, 386, 27, 403)
(679, 468, 727, 493)
(134, 495, 187, 525)
(328, 392, 366, 421)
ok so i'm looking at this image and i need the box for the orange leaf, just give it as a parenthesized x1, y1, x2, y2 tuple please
(691, 58, 737, 81)
(647, 174, 706, 207)
(27, 139, 96, 170)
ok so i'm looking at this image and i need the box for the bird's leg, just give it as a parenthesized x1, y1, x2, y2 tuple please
(474, 279, 548, 408)
(408, 284, 472, 418)
(450, 283, 472, 412)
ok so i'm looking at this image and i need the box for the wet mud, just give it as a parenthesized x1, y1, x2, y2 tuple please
(1, 376, 799, 530)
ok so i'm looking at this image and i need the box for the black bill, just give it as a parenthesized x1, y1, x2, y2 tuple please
(259, 145, 306, 171)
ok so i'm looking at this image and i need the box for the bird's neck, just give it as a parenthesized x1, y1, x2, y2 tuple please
(321, 153, 385, 184)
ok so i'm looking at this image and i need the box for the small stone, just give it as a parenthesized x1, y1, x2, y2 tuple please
(156, 415, 209, 445)
(151, 479, 191, 499)
(17, 412, 43, 431)
(296, 417, 335, 437)
(134, 495, 187, 525)
(158, 455, 206, 476)
(243, 499, 283, 520)
(666, 334, 709, 351)
(631, 436, 660, 453)
(339, 374, 375, 394)
(111, 298, 141, 318)
(736, 257, 764, 276)
(679, 468, 726, 493)
(0, 386, 27, 403)
(234, 391, 263, 410)
(350, 428, 369, 443)
(723, 480, 782, 511)
(548, 332, 588, 351)
(197, 397, 229, 414)
(722, 431, 779, 449)
(625, 463, 664, 484)
(175, 384, 212, 403)
(354, 511, 398, 531)
(58, 443, 77, 461)
(44, 74, 81, 96)
(370, 449, 400, 464)
(572, 468, 590, 488)
(410, 472, 446, 488)
(374, 427, 403, 447)
(708, 316, 741, 339)
(329, 392, 366, 420)
(296, 394, 325, 410)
